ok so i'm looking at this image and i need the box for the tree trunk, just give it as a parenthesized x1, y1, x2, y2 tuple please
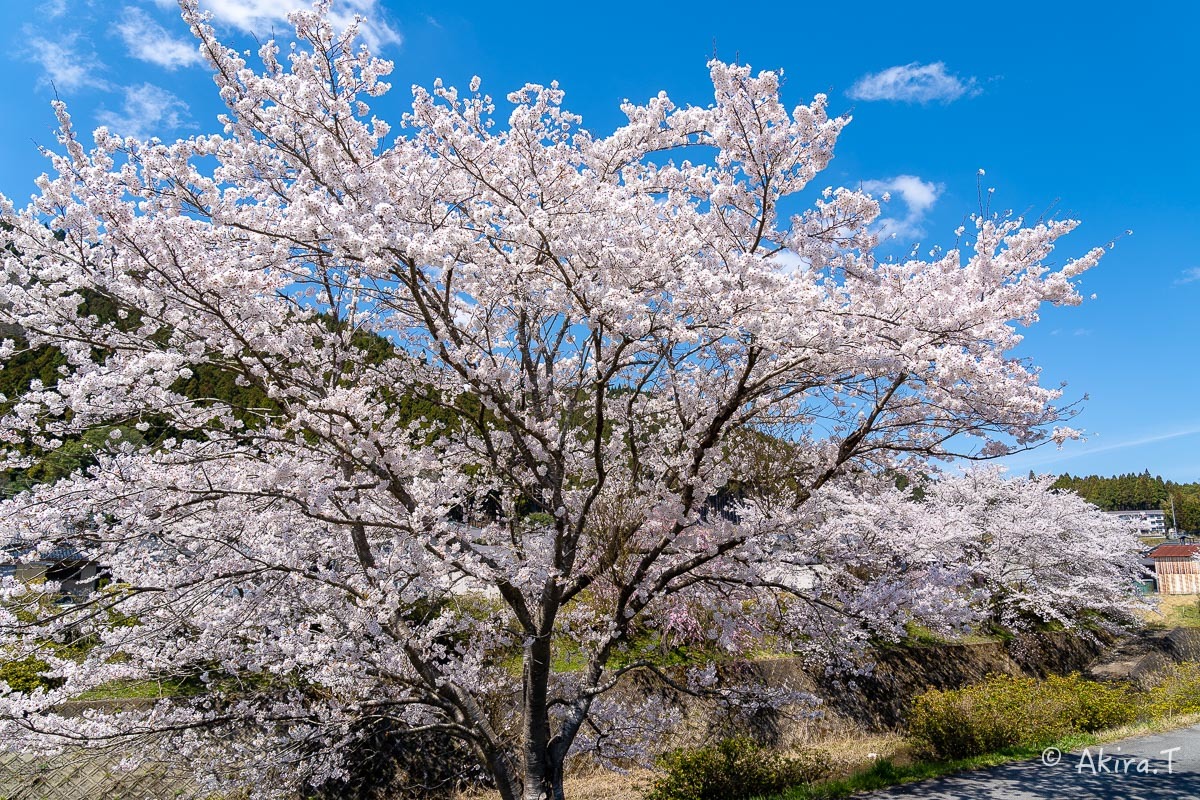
(490, 750, 523, 800)
(522, 631, 557, 800)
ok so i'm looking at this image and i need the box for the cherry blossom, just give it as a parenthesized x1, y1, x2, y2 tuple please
(0, 3, 1133, 798)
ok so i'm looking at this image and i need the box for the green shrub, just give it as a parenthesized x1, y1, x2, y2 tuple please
(1145, 662, 1200, 717)
(1056, 674, 1138, 732)
(907, 673, 1136, 760)
(644, 737, 828, 800)
(0, 655, 62, 694)
(522, 511, 556, 529)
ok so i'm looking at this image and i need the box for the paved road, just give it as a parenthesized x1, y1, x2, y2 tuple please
(867, 724, 1200, 799)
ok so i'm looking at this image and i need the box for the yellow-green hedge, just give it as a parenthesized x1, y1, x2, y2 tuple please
(1145, 661, 1200, 718)
(645, 737, 829, 800)
(908, 674, 1137, 760)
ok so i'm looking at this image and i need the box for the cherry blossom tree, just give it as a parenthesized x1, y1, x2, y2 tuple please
(0, 2, 1137, 798)
(916, 467, 1148, 631)
(753, 467, 1147, 649)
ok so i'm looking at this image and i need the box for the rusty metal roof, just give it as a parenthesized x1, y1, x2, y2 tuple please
(1149, 544, 1200, 559)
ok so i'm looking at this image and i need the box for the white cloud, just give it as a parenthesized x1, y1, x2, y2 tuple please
(192, 0, 401, 50)
(1175, 267, 1200, 285)
(45, 0, 69, 17)
(23, 31, 111, 92)
(96, 83, 191, 140)
(860, 175, 944, 242)
(115, 7, 204, 69)
(769, 249, 811, 276)
(848, 62, 979, 104)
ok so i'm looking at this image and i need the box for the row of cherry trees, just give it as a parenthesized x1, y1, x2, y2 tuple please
(0, 3, 1144, 798)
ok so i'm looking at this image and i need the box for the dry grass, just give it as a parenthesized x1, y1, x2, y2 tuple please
(452, 733, 911, 800)
(1087, 709, 1200, 742)
(803, 733, 912, 772)
(454, 764, 653, 800)
(1141, 593, 1200, 627)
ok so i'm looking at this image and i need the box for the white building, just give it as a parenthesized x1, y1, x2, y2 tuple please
(1107, 509, 1167, 535)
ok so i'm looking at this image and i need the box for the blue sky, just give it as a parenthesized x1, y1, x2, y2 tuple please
(2, 1, 1199, 480)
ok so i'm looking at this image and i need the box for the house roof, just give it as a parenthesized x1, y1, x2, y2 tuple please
(2, 543, 87, 564)
(1149, 544, 1200, 559)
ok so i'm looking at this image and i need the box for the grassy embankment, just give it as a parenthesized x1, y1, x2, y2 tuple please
(1146, 593, 1200, 628)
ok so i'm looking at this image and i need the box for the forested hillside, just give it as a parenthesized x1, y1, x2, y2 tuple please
(1053, 471, 1200, 532)
(0, 298, 459, 496)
